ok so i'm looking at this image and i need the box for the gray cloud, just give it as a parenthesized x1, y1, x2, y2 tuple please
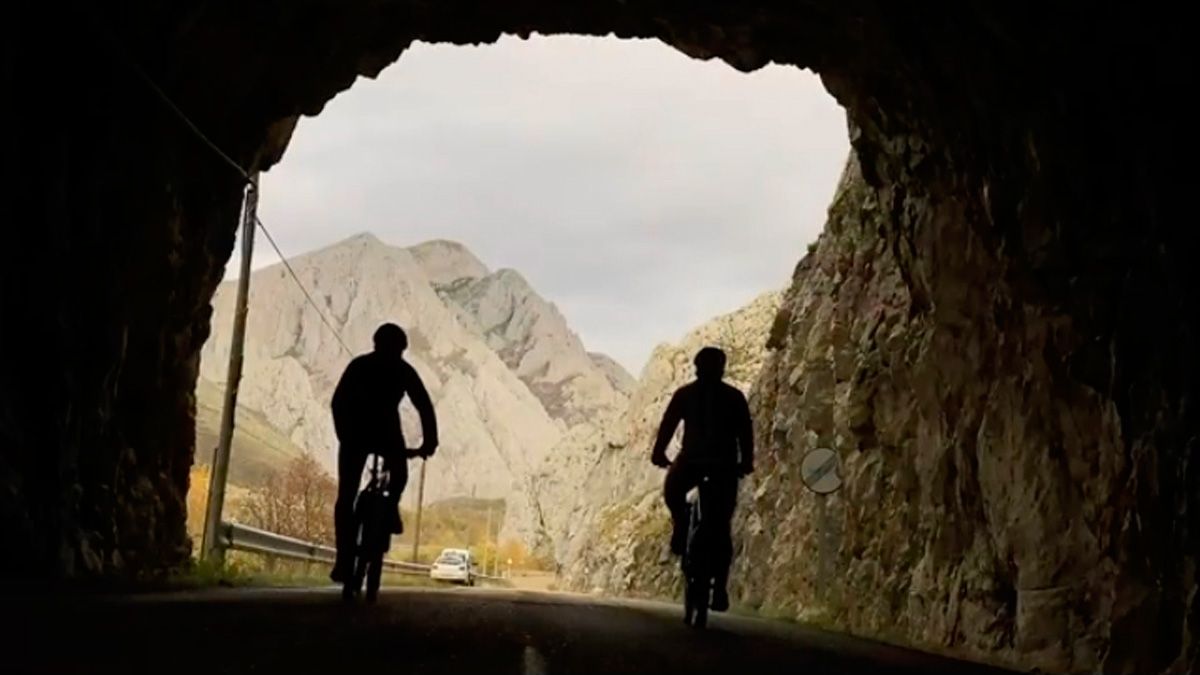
(240, 35, 848, 373)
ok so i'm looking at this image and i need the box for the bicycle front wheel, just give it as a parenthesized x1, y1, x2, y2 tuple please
(683, 581, 695, 625)
(689, 577, 710, 629)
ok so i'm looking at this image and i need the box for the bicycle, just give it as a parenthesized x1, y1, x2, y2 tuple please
(342, 452, 397, 603)
(681, 476, 714, 629)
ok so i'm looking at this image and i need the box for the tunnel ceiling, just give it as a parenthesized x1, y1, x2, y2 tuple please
(2, 2, 1192, 674)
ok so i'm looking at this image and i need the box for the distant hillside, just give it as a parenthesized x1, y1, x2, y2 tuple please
(194, 379, 309, 486)
(432, 267, 630, 426)
(395, 497, 506, 550)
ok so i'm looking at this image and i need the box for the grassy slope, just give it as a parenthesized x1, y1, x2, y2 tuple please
(194, 379, 311, 486)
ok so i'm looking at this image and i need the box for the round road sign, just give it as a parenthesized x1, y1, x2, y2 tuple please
(800, 448, 842, 495)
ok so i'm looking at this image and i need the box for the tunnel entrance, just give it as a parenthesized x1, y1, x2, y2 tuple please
(3, 4, 1193, 674)
(190, 31, 847, 596)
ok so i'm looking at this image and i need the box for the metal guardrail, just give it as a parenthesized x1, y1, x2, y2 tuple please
(219, 521, 505, 581)
(220, 522, 431, 575)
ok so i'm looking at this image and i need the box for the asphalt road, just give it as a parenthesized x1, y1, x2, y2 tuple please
(6, 586, 1017, 674)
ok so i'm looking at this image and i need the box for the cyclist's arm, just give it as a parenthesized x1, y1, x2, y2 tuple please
(404, 363, 439, 457)
(651, 390, 684, 465)
(736, 391, 754, 474)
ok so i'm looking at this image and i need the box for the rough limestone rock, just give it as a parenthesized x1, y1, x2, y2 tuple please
(433, 269, 629, 427)
(729, 155, 1132, 672)
(588, 353, 637, 397)
(564, 155, 1179, 674)
(550, 291, 781, 584)
(406, 240, 490, 286)
(201, 234, 565, 540)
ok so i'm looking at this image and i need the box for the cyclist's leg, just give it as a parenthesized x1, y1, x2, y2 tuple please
(663, 461, 700, 555)
(383, 455, 409, 534)
(333, 447, 368, 579)
(708, 474, 739, 610)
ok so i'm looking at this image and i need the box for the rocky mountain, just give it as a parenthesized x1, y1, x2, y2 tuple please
(529, 290, 782, 573)
(406, 239, 490, 286)
(199, 234, 631, 542)
(588, 352, 637, 396)
(431, 269, 629, 427)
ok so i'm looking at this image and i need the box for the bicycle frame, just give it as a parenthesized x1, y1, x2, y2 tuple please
(682, 476, 714, 628)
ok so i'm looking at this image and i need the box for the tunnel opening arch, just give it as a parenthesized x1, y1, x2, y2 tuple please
(2, 3, 1193, 674)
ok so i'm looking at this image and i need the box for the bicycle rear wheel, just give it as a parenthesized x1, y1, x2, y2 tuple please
(365, 552, 383, 603)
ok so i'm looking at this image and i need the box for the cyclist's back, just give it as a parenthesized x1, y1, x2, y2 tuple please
(659, 379, 751, 469)
(650, 346, 754, 613)
(329, 323, 438, 584)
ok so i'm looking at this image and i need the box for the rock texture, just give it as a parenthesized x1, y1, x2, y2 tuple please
(564, 155, 1189, 674)
(731, 156, 1143, 673)
(406, 240, 490, 286)
(588, 353, 637, 397)
(201, 234, 630, 541)
(544, 291, 781, 580)
(4, 4, 1193, 675)
(433, 269, 628, 427)
(202, 235, 556, 532)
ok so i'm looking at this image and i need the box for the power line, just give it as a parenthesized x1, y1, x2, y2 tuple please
(84, 6, 253, 184)
(128, 60, 254, 184)
(255, 216, 354, 356)
(90, 10, 354, 356)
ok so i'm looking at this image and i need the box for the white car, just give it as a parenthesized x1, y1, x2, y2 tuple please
(429, 548, 475, 585)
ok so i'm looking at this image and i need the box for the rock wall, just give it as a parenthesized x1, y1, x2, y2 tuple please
(564, 152, 1194, 674)
(551, 291, 781, 585)
(1, 5, 248, 580)
(738, 156, 1131, 672)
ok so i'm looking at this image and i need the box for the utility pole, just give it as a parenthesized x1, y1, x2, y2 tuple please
(200, 173, 260, 562)
(410, 459, 427, 562)
(484, 502, 494, 574)
(491, 504, 501, 577)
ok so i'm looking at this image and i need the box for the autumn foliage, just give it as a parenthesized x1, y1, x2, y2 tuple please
(187, 454, 553, 572)
(241, 453, 337, 545)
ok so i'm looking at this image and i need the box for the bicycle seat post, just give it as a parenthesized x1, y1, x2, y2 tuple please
(377, 453, 387, 488)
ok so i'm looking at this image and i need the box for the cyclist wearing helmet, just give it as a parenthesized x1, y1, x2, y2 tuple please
(329, 322, 438, 583)
(651, 346, 754, 612)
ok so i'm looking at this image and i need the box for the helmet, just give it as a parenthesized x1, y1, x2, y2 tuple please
(694, 346, 727, 380)
(373, 323, 409, 352)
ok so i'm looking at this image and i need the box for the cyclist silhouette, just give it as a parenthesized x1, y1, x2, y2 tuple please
(651, 346, 754, 612)
(329, 323, 438, 583)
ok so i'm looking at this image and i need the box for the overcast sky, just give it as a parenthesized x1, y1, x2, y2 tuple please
(242, 35, 848, 374)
